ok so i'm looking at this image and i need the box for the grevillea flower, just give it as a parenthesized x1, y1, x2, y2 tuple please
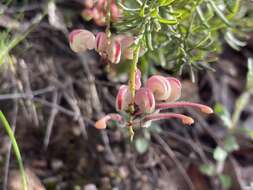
(95, 71, 213, 131)
(120, 36, 135, 60)
(95, 32, 121, 64)
(107, 38, 121, 64)
(146, 75, 171, 101)
(115, 85, 131, 112)
(95, 113, 123, 129)
(134, 88, 155, 114)
(115, 69, 141, 112)
(165, 77, 181, 102)
(69, 29, 96, 52)
(95, 32, 108, 54)
(82, 0, 121, 26)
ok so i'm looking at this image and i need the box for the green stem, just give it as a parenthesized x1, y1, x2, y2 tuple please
(106, 0, 112, 37)
(128, 44, 140, 141)
(129, 44, 141, 107)
(0, 111, 27, 190)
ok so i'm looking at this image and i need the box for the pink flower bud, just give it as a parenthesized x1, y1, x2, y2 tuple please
(95, 113, 123, 129)
(95, 32, 108, 54)
(84, 0, 95, 8)
(107, 39, 121, 64)
(116, 85, 131, 112)
(143, 113, 194, 125)
(146, 75, 171, 101)
(82, 9, 94, 21)
(121, 36, 135, 60)
(110, 3, 121, 21)
(94, 13, 106, 26)
(166, 77, 182, 102)
(135, 88, 155, 114)
(135, 69, 142, 90)
(69, 29, 95, 52)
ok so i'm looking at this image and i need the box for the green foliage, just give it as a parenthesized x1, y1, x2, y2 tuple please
(135, 137, 149, 154)
(115, 0, 252, 78)
(214, 103, 231, 128)
(199, 164, 216, 176)
(0, 111, 27, 190)
(213, 146, 227, 162)
(246, 57, 253, 92)
(224, 135, 239, 152)
(219, 174, 232, 189)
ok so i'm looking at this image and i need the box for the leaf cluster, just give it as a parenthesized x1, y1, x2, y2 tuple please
(114, 0, 253, 78)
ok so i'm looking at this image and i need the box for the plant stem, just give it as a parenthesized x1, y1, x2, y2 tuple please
(128, 43, 140, 140)
(129, 44, 141, 104)
(106, 0, 112, 37)
(0, 111, 27, 190)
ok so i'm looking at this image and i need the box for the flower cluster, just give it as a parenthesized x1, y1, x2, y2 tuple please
(95, 70, 213, 129)
(69, 29, 140, 63)
(82, 0, 121, 26)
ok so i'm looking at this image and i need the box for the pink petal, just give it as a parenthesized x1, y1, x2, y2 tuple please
(69, 29, 95, 52)
(146, 75, 171, 101)
(166, 77, 182, 102)
(115, 85, 131, 112)
(107, 39, 121, 64)
(135, 88, 155, 114)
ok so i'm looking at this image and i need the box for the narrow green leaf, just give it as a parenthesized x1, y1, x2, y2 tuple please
(208, 0, 232, 26)
(158, 17, 177, 25)
(196, 6, 210, 28)
(0, 111, 28, 190)
(219, 174, 232, 189)
(246, 57, 253, 92)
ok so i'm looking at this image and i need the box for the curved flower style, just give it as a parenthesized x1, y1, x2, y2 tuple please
(95, 71, 213, 131)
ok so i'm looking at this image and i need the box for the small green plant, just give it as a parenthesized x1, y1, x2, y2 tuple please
(0, 111, 27, 190)
(67, 0, 253, 141)
(200, 57, 253, 189)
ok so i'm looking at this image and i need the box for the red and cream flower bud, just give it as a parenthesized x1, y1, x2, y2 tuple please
(116, 85, 131, 112)
(121, 36, 135, 60)
(166, 77, 182, 102)
(107, 39, 121, 64)
(95, 113, 123, 129)
(84, 0, 95, 8)
(135, 88, 155, 114)
(69, 29, 95, 52)
(110, 3, 121, 21)
(95, 32, 108, 54)
(146, 75, 171, 101)
(82, 9, 94, 21)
